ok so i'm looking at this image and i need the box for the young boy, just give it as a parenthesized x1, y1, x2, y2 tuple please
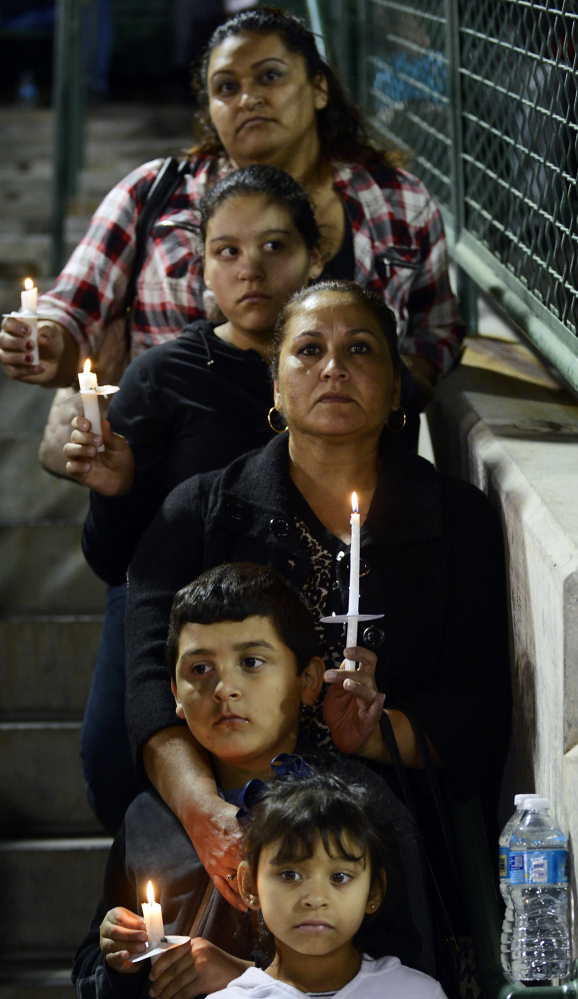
(72, 563, 432, 999)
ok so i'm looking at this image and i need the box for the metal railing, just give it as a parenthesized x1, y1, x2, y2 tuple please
(320, 0, 578, 393)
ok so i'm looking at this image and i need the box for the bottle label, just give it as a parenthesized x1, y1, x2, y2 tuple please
(509, 849, 568, 884)
(499, 846, 509, 881)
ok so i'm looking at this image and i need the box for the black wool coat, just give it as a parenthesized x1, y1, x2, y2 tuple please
(126, 433, 511, 808)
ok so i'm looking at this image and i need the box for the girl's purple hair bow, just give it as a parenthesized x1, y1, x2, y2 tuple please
(236, 753, 312, 828)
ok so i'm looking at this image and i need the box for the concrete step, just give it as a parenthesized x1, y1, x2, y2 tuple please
(0, 374, 54, 438)
(0, 524, 106, 613)
(0, 615, 102, 719)
(0, 722, 101, 835)
(0, 233, 52, 278)
(0, 963, 75, 999)
(0, 837, 112, 959)
(0, 440, 90, 524)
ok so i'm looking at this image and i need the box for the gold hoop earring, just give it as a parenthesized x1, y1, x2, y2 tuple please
(267, 407, 288, 434)
(386, 407, 407, 433)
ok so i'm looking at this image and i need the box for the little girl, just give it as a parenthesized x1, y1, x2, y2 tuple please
(214, 768, 448, 998)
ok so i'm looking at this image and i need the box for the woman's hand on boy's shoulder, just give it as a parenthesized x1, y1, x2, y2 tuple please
(322, 647, 386, 759)
(149, 938, 251, 999)
(99, 906, 148, 974)
(182, 796, 247, 912)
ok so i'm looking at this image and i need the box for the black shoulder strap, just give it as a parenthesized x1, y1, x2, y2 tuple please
(124, 156, 190, 343)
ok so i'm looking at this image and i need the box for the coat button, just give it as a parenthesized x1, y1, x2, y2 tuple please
(227, 500, 248, 520)
(269, 517, 290, 537)
(362, 626, 385, 648)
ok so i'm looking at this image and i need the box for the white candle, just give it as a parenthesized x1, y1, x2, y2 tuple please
(345, 492, 360, 669)
(78, 359, 104, 451)
(20, 278, 38, 365)
(142, 881, 165, 947)
(21, 277, 38, 313)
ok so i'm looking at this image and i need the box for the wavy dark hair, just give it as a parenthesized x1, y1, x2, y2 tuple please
(198, 164, 320, 252)
(166, 562, 319, 680)
(189, 7, 400, 168)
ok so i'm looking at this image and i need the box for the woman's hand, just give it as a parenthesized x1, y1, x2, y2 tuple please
(0, 317, 79, 386)
(149, 938, 250, 999)
(182, 795, 246, 912)
(64, 417, 135, 495)
(142, 729, 246, 911)
(322, 646, 385, 759)
(99, 906, 148, 973)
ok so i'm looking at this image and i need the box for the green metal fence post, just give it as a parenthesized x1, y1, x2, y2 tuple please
(445, 0, 478, 334)
(51, 0, 87, 276)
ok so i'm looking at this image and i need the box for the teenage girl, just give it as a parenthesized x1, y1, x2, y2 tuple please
(62, 165, 323, 833)
(210, 769, 448, 998)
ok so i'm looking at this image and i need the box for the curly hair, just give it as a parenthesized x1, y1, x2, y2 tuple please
(189, 7, 400, 169)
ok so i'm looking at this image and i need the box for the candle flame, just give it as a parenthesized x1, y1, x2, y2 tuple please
(24, 277, 34, 290)
(146, 881, 155, 905)
(83, 358, 92, 375)
(351, 491, 359, 514)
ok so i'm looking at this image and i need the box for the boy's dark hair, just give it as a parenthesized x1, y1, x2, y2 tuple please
(190, 7, 400, 169)
(243, 768, 396, 962)
(166, 562, 318, 680)
(199, 164, 321, 253)
(272, 279, 401, 378)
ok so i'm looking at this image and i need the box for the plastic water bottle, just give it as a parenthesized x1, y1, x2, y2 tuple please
(510, 797, 571, 983)
(499, 794, 540, 976)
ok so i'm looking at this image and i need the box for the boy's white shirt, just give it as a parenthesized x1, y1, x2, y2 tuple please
(210, 955, 448, 998)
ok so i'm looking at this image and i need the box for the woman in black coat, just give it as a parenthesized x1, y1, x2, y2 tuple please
(125, 280, 511, 910)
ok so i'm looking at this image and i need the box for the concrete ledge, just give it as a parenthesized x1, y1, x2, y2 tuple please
(428, 335, 578, 941)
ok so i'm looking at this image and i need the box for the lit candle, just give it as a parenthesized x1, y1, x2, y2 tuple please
(142, 881, 165, 947)
(345, 492, 360, 669)
(78, 359, 104, 451)
(21, 277, 38, 313)
(20, 278, 38, 366)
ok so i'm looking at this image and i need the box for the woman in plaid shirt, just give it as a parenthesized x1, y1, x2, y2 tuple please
(0, 8, 465, 410)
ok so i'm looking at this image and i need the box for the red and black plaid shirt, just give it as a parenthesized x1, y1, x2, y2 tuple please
(39, 155, 465, 374)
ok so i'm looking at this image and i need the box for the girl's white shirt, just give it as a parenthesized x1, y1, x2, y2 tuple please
(209, 955, 448, 998)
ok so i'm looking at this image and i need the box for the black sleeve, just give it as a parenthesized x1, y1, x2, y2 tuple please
(82, 359, 173, 585)
(396, 481, 512, 802)
(124, 476, 209, 781)
(72, 825, 148, 999)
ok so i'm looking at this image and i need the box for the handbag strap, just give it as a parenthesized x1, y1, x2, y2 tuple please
(379, 710, 462, 933)
(403, 710, 462, 892)
(124, 156, 191, 346)
(188, 876, 218, 939)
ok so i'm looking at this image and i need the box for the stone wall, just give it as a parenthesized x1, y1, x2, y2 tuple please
(427, 335, 578, 944)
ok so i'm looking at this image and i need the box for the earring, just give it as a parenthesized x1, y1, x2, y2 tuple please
(267, 407, 288, 434)
(386, 407, 407, 433)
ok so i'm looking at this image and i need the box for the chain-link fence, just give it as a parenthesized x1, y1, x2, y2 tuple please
(320, 0, 578, 390)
